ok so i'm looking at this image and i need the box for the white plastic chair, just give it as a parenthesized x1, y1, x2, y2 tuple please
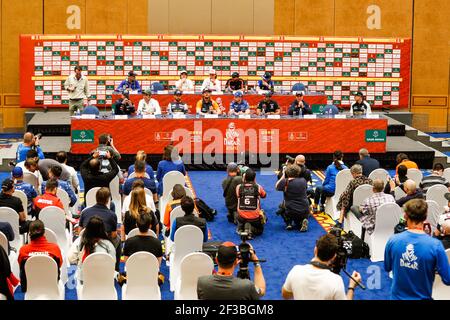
(39, 206, 71, 252)
(164, 206, 186, 262)
(23, 173, 39, 194)
(122, 252, 161, 300)
(325, 169, 352, 220)
(443, 168, 450, 183)
(128, 172, 150, 179)
(366, 202, 403, 262)
(109, 176, 122, 224)
(368, 168, 390, 186)
(0, 207, 22, 251)
(24, 255, 65, 300)
(432, 249, 450, 300)
(13, 190, 28, 219)
(426, 200, 442, 232)
(426, 184, 448, 212)
(56, 188, 71, 215)
(77, 252, 117, 300)
(393, 186, 407, 200)
(126, 227, 157, 239)
(175, 252, 214, 300)
(407, 168, 423, 186)
(345, 184, 374, 236)
(169, 225, 203, 292)
(159, 171, 186, 215)
(85, 187, 101, 208)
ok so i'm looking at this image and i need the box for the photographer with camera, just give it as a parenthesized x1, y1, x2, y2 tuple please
(282, 233, 362, 300)
(222, 162, 243, 224)
(16, 132, 45, 163)
(80, 150, 119, 197)
(197, 241, 266, 300)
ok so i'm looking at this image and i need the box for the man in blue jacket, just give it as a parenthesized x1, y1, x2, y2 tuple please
(116, 71, 142, 93)
(355, 148, 380, 177)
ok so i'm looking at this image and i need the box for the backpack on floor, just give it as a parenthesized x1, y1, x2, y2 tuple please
(342, 230, 371, 259)
(194, 198, 217, 221)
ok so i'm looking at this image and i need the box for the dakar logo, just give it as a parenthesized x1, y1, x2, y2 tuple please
(224, 122, 240, 147)
(373, 131, 379, 138)
(400, 244, 419, 270)
(80, 131, 86, 139)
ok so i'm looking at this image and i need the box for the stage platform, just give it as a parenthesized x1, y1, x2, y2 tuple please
(19, 110, 448, 171)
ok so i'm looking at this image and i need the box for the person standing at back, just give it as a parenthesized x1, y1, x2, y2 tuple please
(355, 148, 380, 177)
(156, 144, 186, 196)
(64, 65, 90, 115)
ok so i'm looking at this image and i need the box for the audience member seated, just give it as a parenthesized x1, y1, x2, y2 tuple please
(167, 90, 189, 114)
(80, 150, 119, 196)
(137, 89, 161, 115)
(81, 104, 100, 116)
(78, 187, 120, 271)
(276, 164, 310, 232)
(313, 150, 348, 213)
(282, 233, 361, 300)
(17, 150, 43, 185)
(56, 151, 79, 193)
(225, 72, 246, 92)
(222, 163, 243, 224)
(433, 220, 450, 250)
(395, 153, 418, 175)
(123, 160, 157, 196)
(196, 88, 221, 115)
(35, 157, 71, 182)
(170, 196, 208, 242)
(41, 165, 77, 208)
(12, 166, 37, 215)
(288, 92, 312, 116)
(123, 213, 163, 264)
(256, 92, 280, 115)
(0, 179, 28, 234)
(197, 241, 265, 300)
(322, 104, 340, 115)
(116, 70, 142, 93)
(175, 70, 194, 92)
(122, 180, 156, 218)
(68, 216, 116, 284)
(201, 68, 221, 92)
(395, 179, 424, 208)
(350, 91, 371, 116)
(122, 187, 159, 240)
(256, 71, 274, 93)
(229, 91, 250, 116)
(0, 222, 14, 255)
(235, 168, 267, 238)
(385, 164, 408, 194)
(113, 92, 135, 115)
(419, 163, 450, 193)
(156, 144, 186, 196)
(18, 219, 62, 293)
(355, 148, 380, 177)
(0, 245, 18, 300)
(163, 184, 185, 235)
(350, 179, 395, 241)
(33, 179, 73, 224)
(336, 164, 373, 227)
(16, 132, 44, 163)
(385, 199, 450, 300)
(127, 150, 155, 180)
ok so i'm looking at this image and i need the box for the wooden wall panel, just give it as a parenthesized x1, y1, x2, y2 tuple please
(44, 0, 86, 34)
(411, 106, 448, 132)
(2, 107, 25, 129)
(212, 0, 254, 34)
(274, 0, 294, 35)
(169, 0, 211, 34)
(294, 0, 334, 36)
(85, 0, 127, 33)
(254, 0, 274, 35)
(127, 0, 148, 34)
(148, 0, 169, 33)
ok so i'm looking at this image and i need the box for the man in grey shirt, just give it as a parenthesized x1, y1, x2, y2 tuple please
(37, 158, 71, 182)
(197, 241, 266, 300)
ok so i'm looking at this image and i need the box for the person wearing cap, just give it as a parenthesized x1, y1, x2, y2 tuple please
(322, 104, 340, 116)
(64, 65, 91, 116)
(11, 166, 38, 215)
(197, 241, 266, 300)
(18, 219, 63, 293)
(288, 91, 312, 116)
(116, 70, 142, 94)
(196, 88, 221, 115)
(350, 91, 371, 116)
(257, 71, 274, 93)
(0, 178, 28, 234)
(175, 70, 194, 91)
(225, 72, 246, 92)
(112, 92, 136, 115)
(167, 90, 189, 114)
(201, 68, 222, 92)
(222, 162, 243, 224)
(256, 92, 280, 115)
(229, 91, 250, 116)
(16, 132, 45, 163)
(137, 89, 161, 115)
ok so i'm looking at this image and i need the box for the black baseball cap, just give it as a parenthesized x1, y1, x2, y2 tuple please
(232, 72, 239, 78)
(128, 71, 137, 77)
(2, 178, 14, 192)
(217, 241, 238, 266)
(355, 91, 364, 97)
(202, 88, 212, 93)
(174, 89, 182, 95)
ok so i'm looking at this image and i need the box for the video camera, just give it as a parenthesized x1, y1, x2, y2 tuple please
(236, 231, 266, 280)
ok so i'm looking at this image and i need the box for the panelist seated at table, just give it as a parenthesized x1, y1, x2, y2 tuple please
(196, 89, 221, 115)
(137, 89, 161, 115)
(175, 70, 194, 92)
(201, 68, 222, 93)
(322, 104, 340, 116)
(229, 91, 251, 116)
(350, 91, 372, 116)
(116, 70, 142, 94)
(257, 72, 275, 94)
(256, 92, 280, 115)
(167, 90, 189, 114)
(113, 92, 136, 115)
(225, 72, 247, 93)
(288, 92, 312, 116)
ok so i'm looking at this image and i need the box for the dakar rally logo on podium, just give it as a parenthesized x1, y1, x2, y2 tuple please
(224, 122, 241, 150)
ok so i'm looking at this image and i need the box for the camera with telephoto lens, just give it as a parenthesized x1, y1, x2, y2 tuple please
(236, 231, 266, 280)
(285, 155, 295, 165)
(328, 227, 352, 274)
(35, 133, 42, 140)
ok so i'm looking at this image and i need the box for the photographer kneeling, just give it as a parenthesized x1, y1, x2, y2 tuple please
(197, 241, 266, 300)
(282, 233, 362, 300)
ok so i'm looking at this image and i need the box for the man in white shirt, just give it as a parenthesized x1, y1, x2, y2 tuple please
(175, 70, 194, 91)
(201, 68, 222, 92)
(137, 89, 161, 115)
(56, 151, 79, 193)
(64, 66, 90, 115)
(350, 91, 371, 116)
(282, 233, 362, 300)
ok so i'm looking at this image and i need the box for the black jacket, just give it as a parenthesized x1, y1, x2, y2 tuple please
(80, 156, 119, 195)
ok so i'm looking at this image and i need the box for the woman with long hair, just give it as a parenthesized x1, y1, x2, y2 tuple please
(313, 150, 348, 213)
(156, 144, 186, 196)
(163, 184, 186, 235)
